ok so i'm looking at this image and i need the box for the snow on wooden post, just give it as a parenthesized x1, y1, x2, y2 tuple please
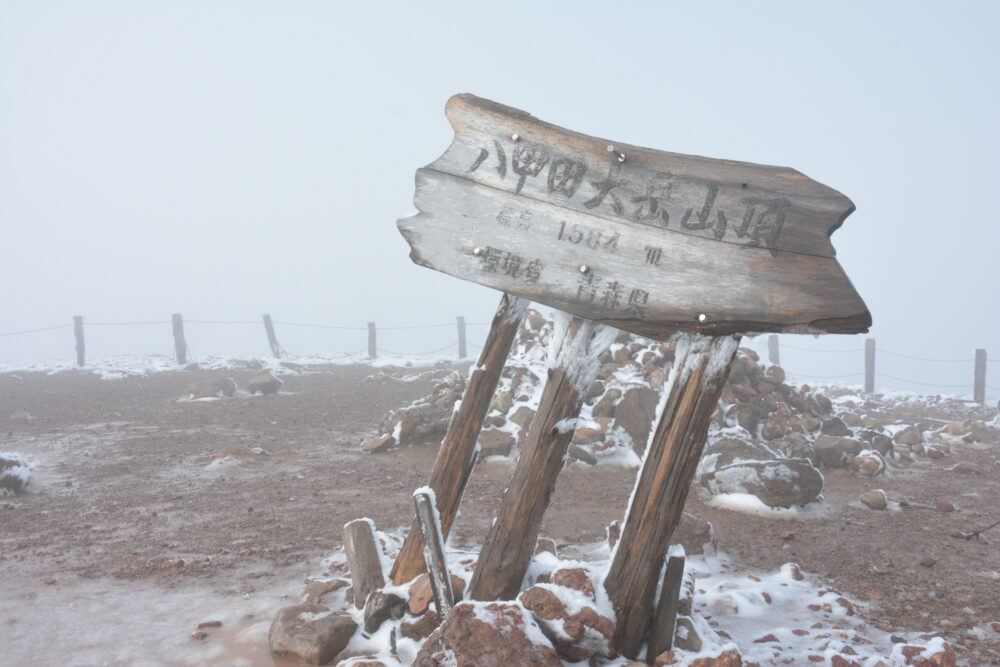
(768, 334, 780, 366)
(262, 314, 281, 358)
(171, 313, 186, 365)
(456, 316, 467, 359)
(604, 335, 739, 659)
(343, 519, 385, 610)
(973, 348, 987, 404)
(646, 555, 687, 662)
(392, 294, 527, 585)
(468, 315, 615, 601)
(73, 316, 85, 367)
(367, 322, 376, 360)
(413, 489, 455, 620)
(865, 337, 876, 393)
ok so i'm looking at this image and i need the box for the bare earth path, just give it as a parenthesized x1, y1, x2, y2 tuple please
(1, 366, 998, 665)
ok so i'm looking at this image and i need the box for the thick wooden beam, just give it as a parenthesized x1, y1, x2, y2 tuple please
(604, 334, 739, 659)
(469, 314, 614, 601)
(343, 519, 385, 610)
(391, 293, 528, 585)
(646, 555, 686, 663)
(414, 490, 455, 620)
(172, 313, 187, 365)
(263, 314, 281, 358)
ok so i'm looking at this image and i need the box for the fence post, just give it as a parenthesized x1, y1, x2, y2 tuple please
(456, 316, 467, 359)
(172, 313, 187, 365)
(73, 316, 85, 367)
(973, 349, 986, 404)
(367, 322, 377, 359)
(864, 338, 875, 393)
(767, 334, 779, 366)
(262, 314, 281, 358)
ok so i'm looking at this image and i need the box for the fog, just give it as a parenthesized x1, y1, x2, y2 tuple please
(1, 1, 997, 399)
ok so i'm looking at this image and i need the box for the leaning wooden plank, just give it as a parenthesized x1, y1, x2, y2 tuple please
(391, 293, 527, 585)
(413, 489, 455, 620)
(343, 518, 385, 610)
(398, 94, 870, 338)
(604, 334, 740, 659)
(399, 169, 868, 337)
(646, 555, 687, 663)
(468, 314, 616, 601)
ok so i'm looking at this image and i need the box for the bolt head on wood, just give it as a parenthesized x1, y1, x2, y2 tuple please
(579, 265, 590, 274)
(473, 247, 483, 256)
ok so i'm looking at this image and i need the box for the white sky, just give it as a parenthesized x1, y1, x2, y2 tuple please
(1, 1, 997, 398)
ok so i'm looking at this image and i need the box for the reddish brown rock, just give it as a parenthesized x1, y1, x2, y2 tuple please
(898, 642, 956, 666)
(688, 648, 744, 667)
(519, 585, 566, 621)
(551, 568, 595, 599)
(360, 434, 395, 454)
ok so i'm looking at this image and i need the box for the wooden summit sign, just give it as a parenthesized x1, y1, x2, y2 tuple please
(398, 94, 870, 337)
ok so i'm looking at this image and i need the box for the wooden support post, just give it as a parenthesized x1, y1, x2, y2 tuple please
(456, 316, 467, 359)
(263, 314, 281, 358)
(604, 335, 739, 659)
(368, 322, 377, 360)
(864, 337, 875, 394)
(391, 294, 528, 585)
(171, 313, 187, 365)
(73, 316, 85, 367)
(414, 490, 455, 620)
(973, 348, 986, 404)
(768, 334, 780, 366)
(468, 315, 614, 602)
(343, 519, 385, 609)
(646, 555, 686, 663)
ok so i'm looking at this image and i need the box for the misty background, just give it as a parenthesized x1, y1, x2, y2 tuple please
(1, 1, 997, 399)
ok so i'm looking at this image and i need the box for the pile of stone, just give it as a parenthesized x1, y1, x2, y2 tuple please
(0, 452, 31, 495)
(186, 372, 283, 399)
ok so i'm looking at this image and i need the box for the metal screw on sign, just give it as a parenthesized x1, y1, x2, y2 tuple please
(698, 313, 708, 322)
(473, 247, 483, 256)
(511, 133, 520, 142)
(579, 265, 590, 274)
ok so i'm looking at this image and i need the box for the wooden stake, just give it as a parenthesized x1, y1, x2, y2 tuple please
(767, 334, 780, 366)
(73, 316, 85, 367)
(456, 316, 467, 359)
(172, 313, 187, 365)
(343, 519, 385, 609)
(469, 315, 613, 602)
(263, 314, 281, 358)
(414, 490, 455, 620)
(604, 335, 739, 659)
(391, 293, 527, 585)
(865, 337, 875, 393)
(646, 555, 686, 663)
(368, 322, 377, 359)
(973, 348, 986, 404)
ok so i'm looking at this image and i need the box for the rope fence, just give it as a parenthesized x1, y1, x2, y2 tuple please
(1, 316, 995, 402)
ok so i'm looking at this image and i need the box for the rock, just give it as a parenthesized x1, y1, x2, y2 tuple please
(671, 512, 718, 556)
(760, 412, 791, 441)
(478, 429, 515, 457)
(9, 410, 32, 422)
(0, 453, 31, 495)
(551, 568, 595, 599)
(919, 557, 937, 568)
(584, 381, 605, 403)
(894, 426, 924, 446)
(813, 393, 833, 414)
(189, 377, 237, 399)
(378, 371, 464, 445)
(860, 489, 888, 510)
(840, 412, 862, 427)
(896, 641, 956, 666)
(509, 405, 536, 429)
(591, 388, 622, 419)
(414, 601, 562, 667)
(767, 365, 786, 383)
(268, 605, 357, 665)
(687, 648, 744, 667)
(248, 372, 283, 395)
(572, 428, 604, 445)
(869, 434, 894, 457)
(362, 591, 406, 634)
(673, 615, 703, 652)
(850, 450, 886, 477)
(821, 417, 851, 436)
(700, 458, 823, 508)
(813, 435, 864, 468)
(567, 444, 598, 465)
(535, 537, 558, 556)
(771, 434, 820, 468)
(407, 574, 467, 616)
(701, 438, 779, 472)
(936, 501, 955, 513)
(401, 610, 440, 641)
(519, 586, 566, 621)
(648, 368, 667, 390)
(303, 578, 348, 604)
(490, 390, 513, 415)
(360, 435, 395, 454)
(614, 387, 660, 452)
(947, 462, 981, 475)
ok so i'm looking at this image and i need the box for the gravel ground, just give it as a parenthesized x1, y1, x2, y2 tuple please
(1, 365, 998, 665)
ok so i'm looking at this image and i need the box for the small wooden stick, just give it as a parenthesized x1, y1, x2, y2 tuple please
(391, 293, 528, 585)
(343, 519, 385, 609)
(414, 490, 455, 620)
(646, 555, 686, 663)
(605, 334, 740, 659)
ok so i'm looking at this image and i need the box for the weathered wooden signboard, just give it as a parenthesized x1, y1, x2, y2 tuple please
(398, 94, 870, 337)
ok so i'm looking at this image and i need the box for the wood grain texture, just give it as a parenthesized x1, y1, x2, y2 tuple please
(604, 335, 739, 659)
(391, 294, 527, 585)
(398, 94, 871, 338)
(414, 491, 456, 620)
(647, 555, 686, 663)
(343, 519, 385, 610)
(468, 316, 612, 602)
